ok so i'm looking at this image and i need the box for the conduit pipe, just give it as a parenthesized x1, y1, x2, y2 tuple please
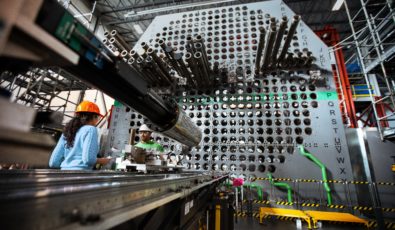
(268, 173, 293, 203)
(298, 145, 332, 205)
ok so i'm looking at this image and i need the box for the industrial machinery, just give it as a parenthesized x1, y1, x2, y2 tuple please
(104, 0, 395, 227)
(0, 170, 228, 229)
(107, 0, 355, 204)
(0, 0, 394, 229)
(0, 0, 201, 148)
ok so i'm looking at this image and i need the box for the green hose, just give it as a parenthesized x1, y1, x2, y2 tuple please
(298, 145, 332, 205)
(222, 180, 263, 200)
(243, 183, 263, 201)
(267, 173, 293, 203)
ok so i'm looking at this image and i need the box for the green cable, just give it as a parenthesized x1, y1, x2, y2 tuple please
(267, 173, 293, 203)
(298, 145, 332, 205)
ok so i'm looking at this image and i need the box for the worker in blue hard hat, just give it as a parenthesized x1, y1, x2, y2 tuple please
(49, 101, 110, 170)
(134, 124, 165, 163)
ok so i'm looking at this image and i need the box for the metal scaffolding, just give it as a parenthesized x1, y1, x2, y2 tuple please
(0, 68, 90, 123)
(344, 0, 395, 140)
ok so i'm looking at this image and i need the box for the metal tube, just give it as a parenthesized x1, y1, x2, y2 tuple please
(194, 51, 210, 87)
(261, 19, 277, 71)
(174, 53, 196, 87)
(144, 57, 162, 86)
(194, 37, 210, 71)
(161, 105, 202, 146)
(145, 56, 170, 85)
(213, 61, 220, 74)
(129, 57, 158, 86)
(110, 29, 132, 50)
(130, 50, 141, 60)
(194, 42, 211, 82)
(141, 42, 149, 51)
(109, 37, 127, 51)
(106, 44, 120, 57)
(136, 57, 156, 84)
(147, 47, 173, 83)
(271, 16, 288, 67)
(186, 36, 196, 55)
(158, 39, 166, 50)
(278, 15, 301, 64)
(120, 50, 129, 61)
(255, 27, 266, 75)
(164, 45, 183, 76)
(185, 52, 204, 87)
(127, 57, 143, 75)
(102, 38, 108, 45)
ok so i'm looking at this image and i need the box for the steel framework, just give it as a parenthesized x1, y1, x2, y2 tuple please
(315, 26, 358, 128)
(344, 0, 395, 140)
(0, 68, 89, 123)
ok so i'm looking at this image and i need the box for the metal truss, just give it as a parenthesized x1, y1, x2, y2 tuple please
(344, 0, 395, 140)
(0, 68, 90, 122)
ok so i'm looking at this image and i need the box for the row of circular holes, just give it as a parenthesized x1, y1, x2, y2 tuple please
(189, 110, 311, 120)
(155, 16, 299, 55)
(185, 103, 314, 111)
(181, 7, 269, 17)
(155, 21, 299, 53)
(181, 95, 316, 106)
(189, 109, 310, 118)
(195, 118, 312, 126)
(156, 30, 275, 46)
(185, 162, 277, 173)
(181, 6, 257, 16)
(185, 86, 316, 98)
(180, 82, 316, 95)
(183, 95, 318, 105)
(186, 154, 285, 163)
(137, 134, 309, 146)
(160, 21, 269, 35)
(196, 145, 295, 154)
(202, 127, 312, 135)
(177, 80, 316, 97)
(200, 136, 306, 145)
(183, 102, 318, 111)
(178, 9, 268, 22)
(196, 145, 295, 153)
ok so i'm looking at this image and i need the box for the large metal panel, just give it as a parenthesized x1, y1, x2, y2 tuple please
(107, 0, 357, 206)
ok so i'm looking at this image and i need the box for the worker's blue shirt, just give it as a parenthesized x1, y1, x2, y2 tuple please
(49, 125, 99, 170)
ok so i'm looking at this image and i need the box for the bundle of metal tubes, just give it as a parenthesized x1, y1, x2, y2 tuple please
(254, 15, 314, 74)
(101, 30, 215, 88)
(102, 30, 132, 57)
(102, 30, 175, 87)
(184, 35, 213, 88)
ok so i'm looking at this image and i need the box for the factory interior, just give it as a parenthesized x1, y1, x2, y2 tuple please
(1, 0, 395, 229)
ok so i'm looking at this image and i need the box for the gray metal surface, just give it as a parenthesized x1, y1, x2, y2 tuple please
(363, 128, 395, 219)
(106, 0, 357, 206)
(0, 170, 225, 229)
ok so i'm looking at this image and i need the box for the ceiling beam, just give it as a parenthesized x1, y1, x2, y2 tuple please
(100, 0, 187, 15)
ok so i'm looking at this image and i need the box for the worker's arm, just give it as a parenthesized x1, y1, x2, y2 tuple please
(156, 144, 167, 160)
(49, 135, 66, 168)
(82, 126, 99, 168)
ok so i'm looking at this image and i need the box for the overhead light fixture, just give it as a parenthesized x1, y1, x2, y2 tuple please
(332, 0, 345, 11)
(133, 24, 144, 34)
